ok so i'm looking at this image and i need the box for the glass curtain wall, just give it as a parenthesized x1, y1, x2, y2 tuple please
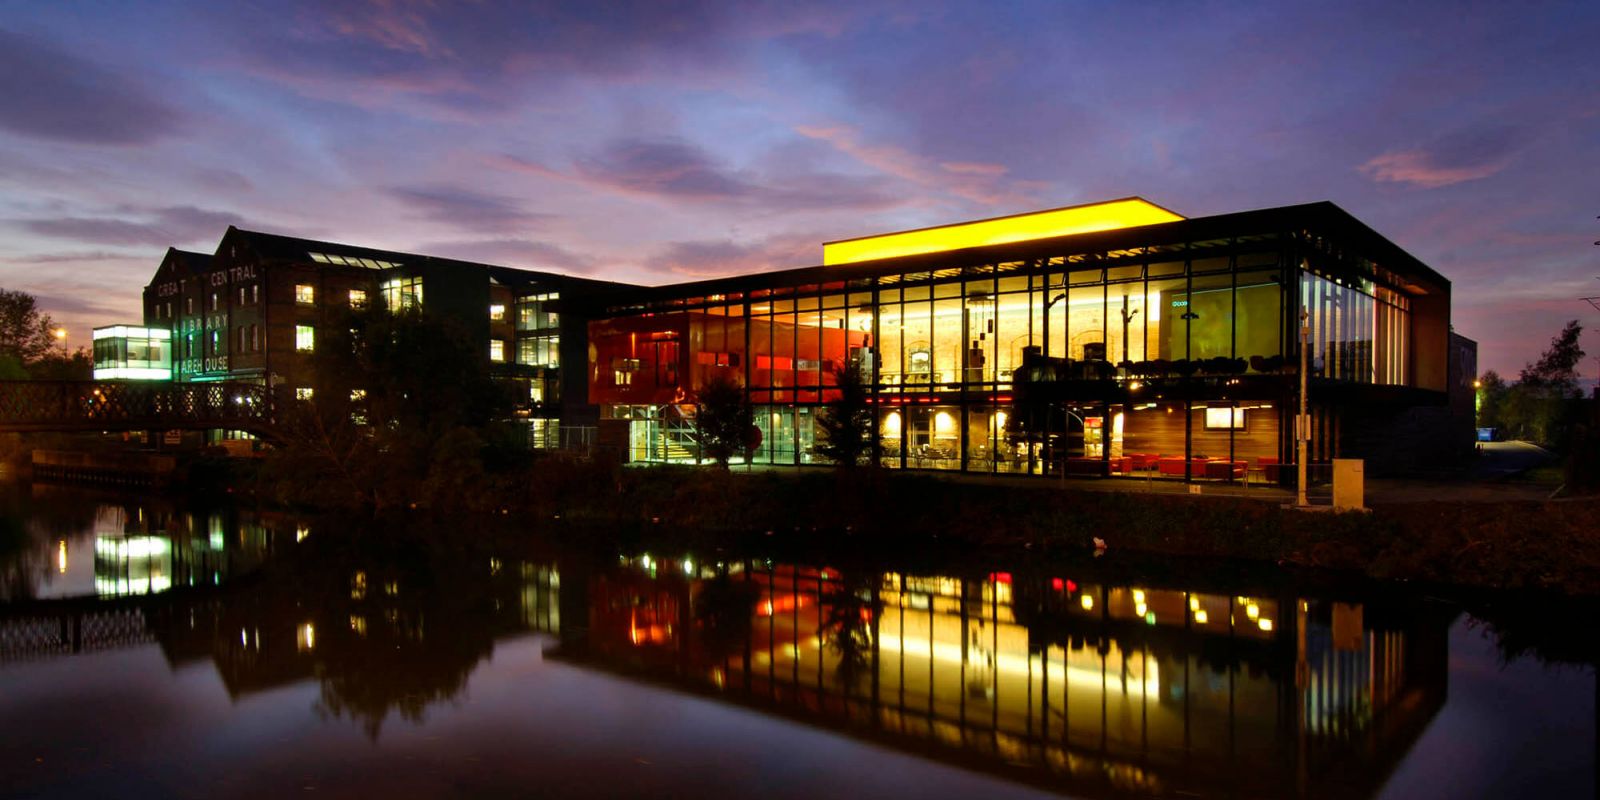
(596, 230, 1416, 477)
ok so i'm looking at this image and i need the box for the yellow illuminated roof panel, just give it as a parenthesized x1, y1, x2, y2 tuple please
(822, 197, 1184, 266)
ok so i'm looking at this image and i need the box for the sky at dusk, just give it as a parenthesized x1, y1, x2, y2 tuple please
(0, 0, 1596, 378)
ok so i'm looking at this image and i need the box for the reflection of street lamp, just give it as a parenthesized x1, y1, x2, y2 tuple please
(53, 327, 67, 356)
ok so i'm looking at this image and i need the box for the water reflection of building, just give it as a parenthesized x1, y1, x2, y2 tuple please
(551, 558, 1449, 799)
(140, 552, 561, 737)
(90, 505, 281, 597)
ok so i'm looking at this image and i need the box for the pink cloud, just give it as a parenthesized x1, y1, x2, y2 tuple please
(795, 123, 1046, 206)
(1358, 149, 1508, 188)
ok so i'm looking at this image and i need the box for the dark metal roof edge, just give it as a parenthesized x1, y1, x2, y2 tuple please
(584, 202, 1450, 308)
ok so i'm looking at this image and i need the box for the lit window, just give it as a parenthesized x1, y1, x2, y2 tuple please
(185, 297, 194, 315)
(381, 276, 423, 311)
(295, 387, 314, 401)
(250, 285, 259, 304)
(348, 389, 367, 424)
(210, 292, 219, 311)
(489, 304, 506, 321)
(489, 340, 505, 362)
(296, 284, 315, 305)
(349, 289, 368, 309)
(296, 325, 315, 352)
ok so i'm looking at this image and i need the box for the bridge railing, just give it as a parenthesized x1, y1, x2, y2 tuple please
(0, 380, 275, 433)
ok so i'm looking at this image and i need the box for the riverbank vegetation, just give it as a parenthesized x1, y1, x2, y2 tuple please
(1477, 320, 1597, 495)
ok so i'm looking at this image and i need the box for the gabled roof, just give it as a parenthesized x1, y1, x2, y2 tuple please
(144, 247, 213, 289)
(219, 226, 638, 290)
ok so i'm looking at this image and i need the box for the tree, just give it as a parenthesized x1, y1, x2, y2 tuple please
(0, 289, 61, 366)
(1485, 321, 1587, 446)
(814, 364, 875, 467)
(259, 306, 514, 509)
(1518, 320, 1585, 395)
(692, 373, 753, 468)
(1476, 370, 1508, 430)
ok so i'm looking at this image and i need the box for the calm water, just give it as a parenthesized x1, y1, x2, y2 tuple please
(0, 484, 1593, 799)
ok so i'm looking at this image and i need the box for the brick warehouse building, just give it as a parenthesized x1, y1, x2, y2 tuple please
(97, 198, 1477, 479)
(131, 227, 632, 444)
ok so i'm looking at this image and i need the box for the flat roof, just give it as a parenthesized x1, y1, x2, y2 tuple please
(582, 201, 1449, 313)
(822, 197, 1184, 266)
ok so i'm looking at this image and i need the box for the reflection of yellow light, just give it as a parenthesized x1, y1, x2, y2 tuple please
(1132, 589, 1145, 603)
(296, 525, 309, 542)
(883, 411, 902, 437)
(1188, 596, 1199, 611)
(1246, 603, 1260, 621)
(57, 540, 67, 574)
(1258, 618, 1274, 632)
(1080, 594, 1095, 610)
(878, 633, 1159, 697)
(1135, 602, 1147, 617)
(298, 622, 315, 652)
(934, 411, 955, 435)
(823, 198, 1184, 265)
(1196, 610, 1209, 624)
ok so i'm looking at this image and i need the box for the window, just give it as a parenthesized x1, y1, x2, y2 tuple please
(238, 286, 247, 305)
(349, 389, 367, 425)
(185, 297, 194, 315)
(210, 292, 219, 311)
(515, 293, 560, 330)
(489, 303, 506, 321)
(296, 284, 315, 305)
(249, 324, 258, 352)
(489, 340, 506, 362)
(209, 330, 219, 354)
(381, 276, 423, 311)
(349, 289, 368, 309)
(516, 334, 560, 368)
(296, 325, 315, 352)
(251, 285, 259, 304)
(295, 387, 314, 401)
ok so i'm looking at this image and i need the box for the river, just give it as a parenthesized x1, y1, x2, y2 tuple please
(0, 483, 1593, 798)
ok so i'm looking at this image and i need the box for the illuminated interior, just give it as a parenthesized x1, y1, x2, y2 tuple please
(92, 325, 172, 381)
(822, 198, 1184, 266)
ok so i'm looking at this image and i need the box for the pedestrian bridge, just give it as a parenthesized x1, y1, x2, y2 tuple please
(0, 380, 275, 438)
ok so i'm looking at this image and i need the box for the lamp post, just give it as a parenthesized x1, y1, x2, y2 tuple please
(1296, 310, 1309, 508)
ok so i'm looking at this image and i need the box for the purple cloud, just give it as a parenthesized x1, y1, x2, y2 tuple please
(388, 186, 553, 233)
(649, 232, 821, 277)
(0, 29, 180, 145)
(418, 238, 597, 274)
(514, 137, 904, 212)
(19, 206, 241, 247)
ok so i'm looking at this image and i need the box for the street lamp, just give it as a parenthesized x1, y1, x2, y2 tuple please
(52, 327, 67, 356)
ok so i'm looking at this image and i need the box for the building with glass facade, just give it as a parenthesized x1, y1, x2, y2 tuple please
(582, 199, 1473, 479)
(96, 197, 1471, 475)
